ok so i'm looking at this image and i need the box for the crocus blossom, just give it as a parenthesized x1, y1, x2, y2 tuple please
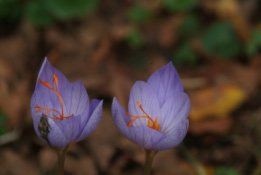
(112, 62, 190, 151)
(30, 58, 103, 150)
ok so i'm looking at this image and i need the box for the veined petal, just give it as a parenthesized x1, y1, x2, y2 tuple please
(54, 115, 82, 144)
(62, 81, 89, 119)
(89, 99, 101, 116)
(112, 98, 131, 136)
(153, 119, 189, 150)
(30, 94, 47, 143)
(31, 58, 103, 150)
(76, 100, 103, 142)
(47, 119, 67, 149)
(34, 58, 71, 117)
(31, 88, 61, 124)
(111, 61, 190, 151)
(31, 91, 67, 148)
(112, 98, 165, 150)
(31, 73, 81, 147)
(128, 81, 160, 126)
(147, 62, 183, 107)
(36, 58, 70, 91)
(159, 92, 190, 135)
(128, 125, 166, 150)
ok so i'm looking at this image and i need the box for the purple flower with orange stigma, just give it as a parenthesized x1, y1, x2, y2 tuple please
(112, 61, 189, 149)
(112, 62, 189, 174)
(30, 58, 103, 151)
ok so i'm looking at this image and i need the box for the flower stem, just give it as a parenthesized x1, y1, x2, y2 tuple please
(57, 150, 66, 175)
(143, 149, 157, 175)
(178, 143, 207, 175)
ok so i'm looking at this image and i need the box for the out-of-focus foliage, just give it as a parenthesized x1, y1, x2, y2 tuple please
(201, 22, 242, 58)
(0, 0, 259, 67)
(246, 29, 261, 56)
(127, 5, 153, 24)
(1, 0, 99, 27)
(215, 167, 241, 175)
(0, 0, 20, 19)
(44, 0, 98, 19)
(0, 0, 21, 35)
(24, 0, 98, 27)
(164, 0, 197, 12)
(173, 43, 198, 67)
(24, 1, 54, 27)
(178, 15, 201, 39)
(126, 29, 144, 48)
(0, 112, 7, 135)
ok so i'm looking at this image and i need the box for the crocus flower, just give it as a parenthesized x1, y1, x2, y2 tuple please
(30, 58, 103, 150)
(112, 62, 190, 151)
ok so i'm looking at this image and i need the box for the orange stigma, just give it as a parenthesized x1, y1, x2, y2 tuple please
(126, 101, 160, 131)
(35, 73, 74, 121)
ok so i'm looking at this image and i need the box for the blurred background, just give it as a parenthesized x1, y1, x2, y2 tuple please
(0, 0, 261, 174)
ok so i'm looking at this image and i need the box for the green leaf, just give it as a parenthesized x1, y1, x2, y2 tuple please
(0, 0, 20, 19)
(179, 15, 200, 39)
(246, 29, 261, 56)
(45, 0, 99, 19)
(0, 112, 8, 135)
(164, 0, 197, 12)
(201, 22, 242, 58)
(24, 1, 54, 27)
(127, 6, 153, 24)
(173, 43, 198, 66)
(126, 30, 144, 48)
(215, 167, 241, 175)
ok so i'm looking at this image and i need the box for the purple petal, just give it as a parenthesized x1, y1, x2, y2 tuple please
(147, 62, 183, 107)
(152, 119, 189, 150)
(31, 91, 67, 149)
(112, 98, 165, 150)
(54, 115, 83, 144)
(89, 99, 100, 116)
(32, 86, 62, 119)
(127, 126, 166, 150)
(36, 58, 70, 91)
(31, 58, 95, 148)
(34, 58, 72, 118)
(128, 81, 160, 127)
(76, 100, 103, 142)
(112, 98, 130, 136)
(47, 119, 67, 149)
(62, 81, 89, 120)
(30, 95, 48, 143)
(159, 92, 190, 135)
(31, 88, 82, 147)
(31, 86, 60, 125)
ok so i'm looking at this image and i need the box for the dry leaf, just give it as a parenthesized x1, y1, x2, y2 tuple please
(189, 84, 246, 121)
(189, 117, 233, 135)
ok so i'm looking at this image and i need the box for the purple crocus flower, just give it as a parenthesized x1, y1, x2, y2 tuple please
(112, 62, 190, 151)
(30, 58, 103, 150)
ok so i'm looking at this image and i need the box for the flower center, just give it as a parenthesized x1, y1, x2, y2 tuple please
(126, 101, 160, 131)
(34, 73, 74, 121)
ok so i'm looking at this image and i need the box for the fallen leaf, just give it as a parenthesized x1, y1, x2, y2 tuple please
(189, 84, 246, 121)
(189, 117, 233, 135)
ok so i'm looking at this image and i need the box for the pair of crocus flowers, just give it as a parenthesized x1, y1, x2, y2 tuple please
(31, 58, 190, 152)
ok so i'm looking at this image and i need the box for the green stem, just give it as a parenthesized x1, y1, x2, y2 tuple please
(57, 150, 66, 175)
(178, 143, 207, 175)
(143, 149, 157, 175)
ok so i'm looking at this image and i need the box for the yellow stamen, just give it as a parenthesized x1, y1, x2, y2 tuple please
(126, 101, 160, 131)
